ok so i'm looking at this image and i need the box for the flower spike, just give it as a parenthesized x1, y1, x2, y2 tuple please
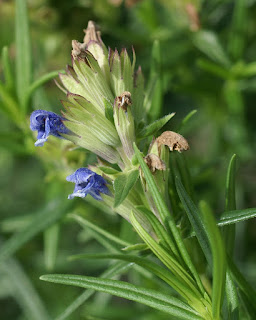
(30, 110, 70, 146)
(66, 168, 110, 200)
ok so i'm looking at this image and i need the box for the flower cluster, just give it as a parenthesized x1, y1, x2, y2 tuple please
(30, 20, 188, 207)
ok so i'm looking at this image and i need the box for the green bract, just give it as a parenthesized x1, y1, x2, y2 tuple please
(57, 21, 145, 168)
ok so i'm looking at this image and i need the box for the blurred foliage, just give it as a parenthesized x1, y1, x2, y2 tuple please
(0, 0, 256, 319)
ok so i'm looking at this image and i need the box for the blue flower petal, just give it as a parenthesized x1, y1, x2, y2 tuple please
(66, 168, 109, 200)
(30, 110, 69, 146)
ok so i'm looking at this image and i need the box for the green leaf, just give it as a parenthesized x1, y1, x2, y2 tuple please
(15, 0, 32, 111)
(223, 155, 239, 319)
(228, 0, 247, 60)
(225, 270, 239, 320)
(70, 214, 131, 248)
(196, 59, 229, 79)
(176, 177, 211, 265)
(177, 110, 197, 132)
(114, 170, 139, 207)
(44, 223, 60, 271)
(70, 252, 206, 307)
(40, 274, 202, 320)
(1, 46, 14, 90)
(137, 113, 175, 139)
(24, 70, 62, 108)
(218, 208, 256, 226)
(55, 261, 132, 320)
(148, 40, 163, 120)
(133, 143, 205, 297)
(129, 212, 211, 314)
(0, 81, 21, 125)
(135, 206, 179, 257)
(225, 154, 237, 212)
(193, 30, 230, 67)
(200, 201, 226, 320)
(227, 256, 256, 315)
(0, 198, 70, 265)
(1, 255, 50, 320)
(122, 242, 148, 252)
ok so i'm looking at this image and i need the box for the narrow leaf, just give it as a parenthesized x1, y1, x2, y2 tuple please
(200, 201, 226, 320)
(114, 170, 139, 207)
(0, 198, 70, 265)
(148, 40, 163, 120)
(193, 30, 230, 67)
(15, 0, 32, 111)
(223, 154, 237, 253)
(40, 274, 202, 320)
(228, 0, 247, 60)
(44, 223, 59, 271)
(1, 255, 49, 320)
(71, 252, 211, 312)
(177, 110, 197, 132)
(223, 155, 239, 319)
(55, 261, 131, 320)
(70, 214, 131, 248)
(218, 208, 256, 226)
(24, 71, 62, 108)
(137, 113, 175, 139)
(225, 270, 239, 320)
(55, 262, 132, 320)
(130, 211, 210, 315)
(1, 46, 14, 89)
(134, 143, 205, 296)
(176, 177, 211, 265)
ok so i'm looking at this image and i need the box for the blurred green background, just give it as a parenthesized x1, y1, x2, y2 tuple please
(0, 0, 256, 319)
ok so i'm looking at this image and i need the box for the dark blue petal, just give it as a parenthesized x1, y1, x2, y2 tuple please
(30, 110, 69, 146)
(66, 167, 109, 200)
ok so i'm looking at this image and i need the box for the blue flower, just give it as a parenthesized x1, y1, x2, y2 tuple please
(66, 168, 110, 200)
(30, 110, 69, 146)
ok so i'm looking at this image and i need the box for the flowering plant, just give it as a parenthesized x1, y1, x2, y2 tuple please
(1, 3, 256, 319)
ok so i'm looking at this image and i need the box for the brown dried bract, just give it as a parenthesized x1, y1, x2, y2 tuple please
(116, 91, 132, 111)
(156, 131, 189, 152)
(83, 21, 101, 45)
(144, 154, 166, 173)
(71, 40, 87, 61)
(72, 21, 101, 61)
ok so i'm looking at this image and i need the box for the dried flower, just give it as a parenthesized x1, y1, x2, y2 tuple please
(156, 131, 189, 152)
(144, 153, 166, 173)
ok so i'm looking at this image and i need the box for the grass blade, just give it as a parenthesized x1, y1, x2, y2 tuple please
(15, 0, 32, 111)
(41, 274, 203, 320)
